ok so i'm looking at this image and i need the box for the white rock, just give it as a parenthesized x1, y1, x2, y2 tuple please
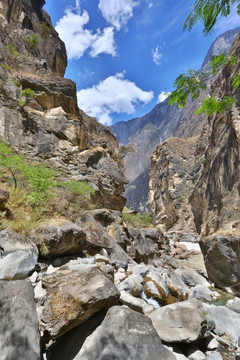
(206, 337, 219, 350)
(28, 271, 38, 283)
(226, 297, 240, 314)
(173, 354, 188, 360)
(206, 351, 223, 360)
(46, 265, 58, 275)
(34, 280, 47, 301)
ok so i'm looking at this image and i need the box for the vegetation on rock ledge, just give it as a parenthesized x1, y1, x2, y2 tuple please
(0, 139, 96, 234)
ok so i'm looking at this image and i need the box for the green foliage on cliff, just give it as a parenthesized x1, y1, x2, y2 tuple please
(195, 96, 236, 115)
(0, 139, 96, 232)
(119, 145, 135, 157)
(6, 44, 19, 59)
(40, 22, 52, 38)
(19, 88, 36, 107)
(0, 139, 56, 206)
(24, 34, 39, 48)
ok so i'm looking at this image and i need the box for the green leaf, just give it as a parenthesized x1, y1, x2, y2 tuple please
(195, 96, 236, 115)
(233, 71, 240, 90)
(183, 0, 239, 35)
(169, 69, 207, 108)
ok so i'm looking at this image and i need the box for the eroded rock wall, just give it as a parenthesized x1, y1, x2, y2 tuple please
(0, 0, 126, 211)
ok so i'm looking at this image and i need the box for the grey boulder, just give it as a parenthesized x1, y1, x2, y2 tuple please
(0, 280, 40, 360)
(31, 223, 86, 258)
(203, 303, 240, 347)
(149, 299, 215, 343)
(40, 267, 120, 339)
(73, 305, 176, 360)
(0, 230, 38, 280)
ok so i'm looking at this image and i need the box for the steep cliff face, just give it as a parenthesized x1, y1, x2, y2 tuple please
(111, 28, 240, 211)
(0, 0, 126, 211)
(147, 125, 210, 239)
(190, 32, 240, 294)
(148, 137, 199, 233)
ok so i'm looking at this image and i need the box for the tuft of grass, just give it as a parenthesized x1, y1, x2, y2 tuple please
(0, 187, 44, 234)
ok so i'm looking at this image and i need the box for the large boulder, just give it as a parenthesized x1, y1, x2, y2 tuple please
(31, 223, 86, 258)
(40, 267, 120, 339)
(0, 280, 40, 360)
(200, 235, 240, 295)
(203, 303, 240, 347)
(80, 219, 130, 268)
(149, 299, 215, 343)
(0, 229, 38, 279)
(70, 306, 176, 360)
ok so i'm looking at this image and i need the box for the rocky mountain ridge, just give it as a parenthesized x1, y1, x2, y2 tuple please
(111, 27, 240, 212)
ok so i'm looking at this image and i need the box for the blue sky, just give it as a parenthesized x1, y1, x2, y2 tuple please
(44, 0, 239, 125)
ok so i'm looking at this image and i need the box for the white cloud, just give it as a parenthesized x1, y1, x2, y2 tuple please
(152, 46, 163, 65)
(98, 0, 139, 30)
(157, 91, 171, 103)
(55, 9, 116, 59)
(77, 72, 154, 125)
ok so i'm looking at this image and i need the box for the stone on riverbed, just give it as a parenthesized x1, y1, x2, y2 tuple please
(72, 306, 176, 360)
(149, 299, 215, 343)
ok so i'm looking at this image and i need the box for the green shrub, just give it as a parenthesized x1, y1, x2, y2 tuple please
(24, 34, 39, 48)
(62, 180, 95, 196)
(202, 158, 209, 166)
(119, 145, 135, 157)
(122, 209, 153, 228)
(19, 88, 36, 107)
(6, 44, 19, 59)
(40, 22, 52, 38)
(0, 64, 10, 71)
(0, 139, 97, 232)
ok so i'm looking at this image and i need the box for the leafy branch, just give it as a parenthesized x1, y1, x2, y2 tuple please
(169, 53, 240, 116)
(195, 96, 236, 115)
(183, 0, 240, 35)
(169, 70, 207, 108)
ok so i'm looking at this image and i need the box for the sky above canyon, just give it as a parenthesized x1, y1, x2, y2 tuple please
(44, 0, 239, 125)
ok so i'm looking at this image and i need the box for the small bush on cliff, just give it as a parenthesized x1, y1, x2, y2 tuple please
(6, 44, 19, 59)
(24, 34, 39, 48)
(0, 64, 10, 71)
(19, 88, 36, 107)
(40, 22, 52, 38)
